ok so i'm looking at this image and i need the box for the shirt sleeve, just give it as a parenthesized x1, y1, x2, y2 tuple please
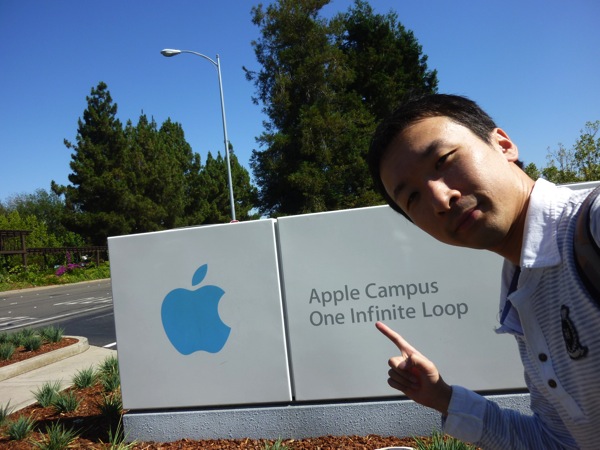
(443, 381, 577, 449)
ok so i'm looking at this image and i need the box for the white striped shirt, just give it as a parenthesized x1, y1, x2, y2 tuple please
(444, 179, 600, 449)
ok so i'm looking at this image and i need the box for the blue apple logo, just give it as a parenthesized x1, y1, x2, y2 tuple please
(161, 264, 231, 355)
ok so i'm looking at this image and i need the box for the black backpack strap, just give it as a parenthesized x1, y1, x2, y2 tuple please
(574, 185, 600, 303)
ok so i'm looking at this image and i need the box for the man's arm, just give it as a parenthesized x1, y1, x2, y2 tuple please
(376, 322, 576, 449)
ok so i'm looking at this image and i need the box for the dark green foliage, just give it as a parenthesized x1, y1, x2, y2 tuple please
(22, 334, 42, 351)
(33, 421, 79, 449)
(6, 415, 36, 441)
(51, 391, 81, 414)
(0, 343, 15, 360)
(40, 326, 64, 344)
(247, 0, 437, 216)
(52, 82, 258, 245)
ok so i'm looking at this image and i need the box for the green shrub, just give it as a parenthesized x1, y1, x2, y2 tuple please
(0, 401, 13, 425)
(97, 392, 123, 420)
(263, 439, 291, 450)
(98, 354, 119, 375)
(6, 415, 35, 440)
(414, 431, 478, 450)
(0, 331, 10, 344)
(98, 355, 120, 392)
(40, 326, 64, 343)
(52, 391, 80, 414)
(32, 380, 62, 407)
(10, 327, 37, 347)
(33, 421, 79, 450)
(23, 334, 43, 351)
(72, 366, 96, 389)
(0, 342, 15, 360)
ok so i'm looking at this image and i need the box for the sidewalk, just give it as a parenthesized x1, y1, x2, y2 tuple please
(0, 337, 116, 411)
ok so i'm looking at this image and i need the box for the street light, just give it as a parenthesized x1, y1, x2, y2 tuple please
(161, 48, 236, 222)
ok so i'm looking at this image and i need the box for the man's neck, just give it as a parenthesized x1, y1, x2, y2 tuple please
(490, 173, 535, 266)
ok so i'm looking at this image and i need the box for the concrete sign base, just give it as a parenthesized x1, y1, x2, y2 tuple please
(122, 393, 531, 443)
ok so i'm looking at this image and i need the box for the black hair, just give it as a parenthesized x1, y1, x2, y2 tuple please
(368, 94, 503, 220)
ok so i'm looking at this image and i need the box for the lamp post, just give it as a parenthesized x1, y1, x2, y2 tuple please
(161, 48, 236, 222)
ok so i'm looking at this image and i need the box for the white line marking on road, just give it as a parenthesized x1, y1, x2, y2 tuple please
(103, 342, 117, 348)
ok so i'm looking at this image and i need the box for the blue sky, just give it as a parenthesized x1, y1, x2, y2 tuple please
(1, 0, 599, 203)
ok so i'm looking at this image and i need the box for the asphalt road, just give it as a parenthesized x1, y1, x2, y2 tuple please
(0, 280, 117, 348)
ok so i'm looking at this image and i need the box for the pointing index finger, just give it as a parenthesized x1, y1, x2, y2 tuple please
(376, 321, 416, 354)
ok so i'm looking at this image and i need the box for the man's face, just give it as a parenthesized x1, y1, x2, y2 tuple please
(379, 116, 526, 252)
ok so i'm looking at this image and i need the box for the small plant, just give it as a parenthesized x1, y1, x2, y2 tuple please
(99, 354, 120, 375)
(263, 439, 291, 450)
(6, 414, 36, 440)
(0, 331, 10, 344)
(72, 366, 96, 389)
(23, 334, 43, 351)
(0, 401, 13, 425)
(414, 431, 478, 450)
(52, 390, 81, 413)
(12, 327, 37, 345)
(32, 380, 62, 407)
(101, 418, 137, 449)
(0, 342, 15, 360)
(97, 391, 123, 419)
(98, 355, 121, 392)
(33, 421, 79, 450)
(100, 370, 121, 392)
(40, 325, 64, 343)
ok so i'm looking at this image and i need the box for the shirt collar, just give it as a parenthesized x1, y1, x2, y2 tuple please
(520, 178, 572, 269)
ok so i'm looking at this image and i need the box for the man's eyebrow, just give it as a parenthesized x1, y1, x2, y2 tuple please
(391, 139, 446, 201)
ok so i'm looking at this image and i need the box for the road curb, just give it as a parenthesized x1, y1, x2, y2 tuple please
(0, 336, 89, 382)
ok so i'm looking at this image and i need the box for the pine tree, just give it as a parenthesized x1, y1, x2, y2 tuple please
(247, 0, 437, 216)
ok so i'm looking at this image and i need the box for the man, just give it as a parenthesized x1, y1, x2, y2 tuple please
(367, 94, 600, 449)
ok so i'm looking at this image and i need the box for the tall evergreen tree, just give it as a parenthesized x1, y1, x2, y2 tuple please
(53, 82, 131, 244)
(55, 82, 259, 244)
(247, 0, 437, 216)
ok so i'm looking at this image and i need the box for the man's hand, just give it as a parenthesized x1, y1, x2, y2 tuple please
(376, 321, 452, 415)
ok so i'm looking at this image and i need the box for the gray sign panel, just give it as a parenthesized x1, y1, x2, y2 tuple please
(277, 206, 525, 401)
(109, 220, 291, 409)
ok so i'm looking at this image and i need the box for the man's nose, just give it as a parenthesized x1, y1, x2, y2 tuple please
(428, 180, 457, 214)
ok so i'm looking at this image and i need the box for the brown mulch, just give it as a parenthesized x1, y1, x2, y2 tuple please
(0, 340, 432, 449)
(0, 337, 78, 369)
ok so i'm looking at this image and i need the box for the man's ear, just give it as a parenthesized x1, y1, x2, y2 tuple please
(493, 128, 519, 162)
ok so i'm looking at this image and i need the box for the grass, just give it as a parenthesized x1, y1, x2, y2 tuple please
(414, 431, 478, 450)
(0, 325, 68, 365)
(72, 366, 97, 389)
(0, 401, 13, 426)
(32, 380, 63, 408)
(0, 261, 110, 292)
(0, 342, 15, 360)
(40, 325, 64, 343)
(51, 390, 81, 414)
(6, 414, 36, 440)
(33, 421, 80, 450)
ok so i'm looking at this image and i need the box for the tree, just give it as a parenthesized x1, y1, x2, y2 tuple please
(247, 0, 437, 216)
(529, 120, 600, 184)
(3, 189, 84, 247)
(53, 82, 131, 244)
(55, 82, 259, 244)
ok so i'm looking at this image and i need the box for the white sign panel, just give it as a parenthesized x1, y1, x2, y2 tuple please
(277, 206, 525, 401)
(108, 220, 291, 409)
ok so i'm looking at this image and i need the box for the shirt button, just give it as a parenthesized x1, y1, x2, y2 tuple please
(538, 353, 548, 362)
(548, 379, 557, 388)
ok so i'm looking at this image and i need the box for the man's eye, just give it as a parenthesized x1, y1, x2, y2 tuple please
(435, 151, 454, 170)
